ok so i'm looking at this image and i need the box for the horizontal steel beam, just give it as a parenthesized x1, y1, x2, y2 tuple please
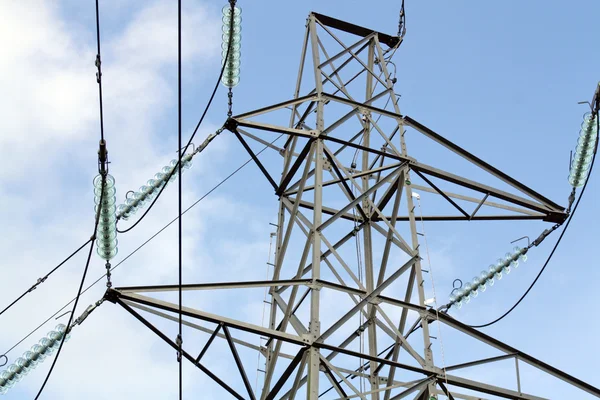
(403, 116, 564, 213)
(311, 12, 401, 48)
(113, 298, 245, 399)
(378, 294, 600, 399)
(435, 312, 600, 398)
(115, 279, 312, 293)
(233, 93, 318, 120)
(290, 197, 363, 222)
(445, 353, 517, 372)
(238, 128, 287, 155)
(234, 120, 316, 139)
(444, 374, 548, 400)
(286, 162, 403, 195)
(372, 214, 547, 222)
(107, 290, 307, 346)
(117, 277, 597, 397)
(124, 301, 262, 353)
(317, 33, 373, 71)
(318, 92, 566, 222)
(411, 161, 559, 218)
(408, 183, 544, 217)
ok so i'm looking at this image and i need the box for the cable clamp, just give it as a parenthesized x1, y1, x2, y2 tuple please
(176, 334, 183, 362)
(28, 277, 46, 293)
(95, 54, 102, 83)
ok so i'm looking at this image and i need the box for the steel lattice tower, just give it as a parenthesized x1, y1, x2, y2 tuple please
(106, 12, 600, 400)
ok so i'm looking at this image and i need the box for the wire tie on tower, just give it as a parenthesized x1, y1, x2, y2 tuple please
(56, 310, 73, 321)
(510, 236, 531, 247)
(177, 143, 195, 154)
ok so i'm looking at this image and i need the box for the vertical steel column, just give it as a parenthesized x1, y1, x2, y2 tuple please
(369, 37, 436, 398)
(261, 201, 286, 399)
(363, 38, 379, 400)
(516, 357, 522, 394)
(401, 122, 435, 397)
(307, 14, 323, 400)
(262, 19, 311, 399)
(386, 40, 435, 396)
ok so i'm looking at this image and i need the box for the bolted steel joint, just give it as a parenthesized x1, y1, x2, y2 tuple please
(223, 117, 239, 132)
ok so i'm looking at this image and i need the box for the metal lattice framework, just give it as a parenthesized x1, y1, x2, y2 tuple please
(105, 12, 600, 400)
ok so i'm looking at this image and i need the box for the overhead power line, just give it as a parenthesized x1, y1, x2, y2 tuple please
(397, 0, 406, 38)
(1, 135, 283, 365)
(177, 0, 183, 396)
(0, 239, 91, 319)
(116, 2, 236, 235)
(465, 112, 598, 329)
(94, 0, 105, 143)
(34, 2, 112, 396)
(34, 175, 106, 399)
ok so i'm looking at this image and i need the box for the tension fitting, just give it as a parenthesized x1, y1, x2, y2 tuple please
(105, 262, 112, 288)
(98, 139, 108, 174)
(227, 89, 234, 118)
(72, 299, 104, 329)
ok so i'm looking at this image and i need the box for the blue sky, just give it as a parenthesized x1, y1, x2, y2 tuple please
(0, 0, 598, 399)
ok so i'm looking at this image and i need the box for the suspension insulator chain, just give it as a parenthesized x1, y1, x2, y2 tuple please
(222, 0, 241, 118)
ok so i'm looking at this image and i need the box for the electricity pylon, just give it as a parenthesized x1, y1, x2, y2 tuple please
(106, 12, 600, 400)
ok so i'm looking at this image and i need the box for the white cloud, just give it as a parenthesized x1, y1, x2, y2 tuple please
(1, 2, 595, 399)
(0, 1, 261, 399)
(113, 1, 219, 68)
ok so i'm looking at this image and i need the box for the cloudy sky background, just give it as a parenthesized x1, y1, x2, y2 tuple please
(0, 0, 599, 399)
